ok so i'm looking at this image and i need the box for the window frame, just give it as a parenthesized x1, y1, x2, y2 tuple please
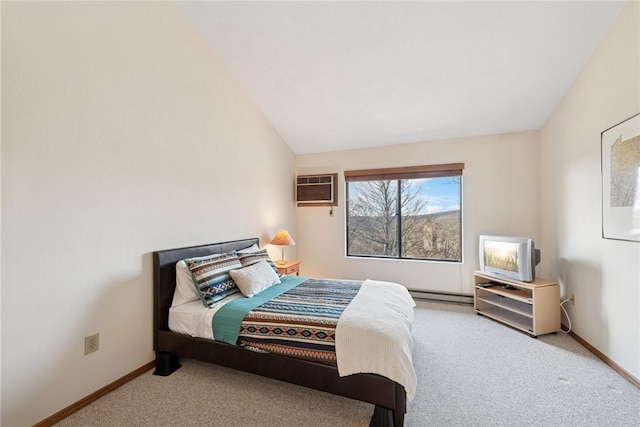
(345, 163, 464, 262)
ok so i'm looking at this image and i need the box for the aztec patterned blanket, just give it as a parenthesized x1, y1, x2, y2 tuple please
(214, 277, 362, 365)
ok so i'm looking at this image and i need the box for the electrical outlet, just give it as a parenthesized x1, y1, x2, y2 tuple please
(570, 294, 576, 306)
(84, 333, 99, 355)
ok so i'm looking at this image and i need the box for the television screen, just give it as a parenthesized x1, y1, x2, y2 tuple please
(483, 241, 519, 273)
(478, 235, 540, 282)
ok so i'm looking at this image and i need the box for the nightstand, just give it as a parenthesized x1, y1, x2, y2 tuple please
(276, 260, 301, 276)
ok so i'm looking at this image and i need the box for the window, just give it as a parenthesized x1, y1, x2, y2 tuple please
(345, 163, 463, 262)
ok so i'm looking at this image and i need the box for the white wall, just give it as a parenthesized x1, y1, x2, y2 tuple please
(1, 3, 296, 425)
(296, 130, 540, 295)
(539, 1, 640, 380)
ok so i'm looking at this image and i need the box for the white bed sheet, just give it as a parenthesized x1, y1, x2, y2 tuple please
(168, 294, 242, 340)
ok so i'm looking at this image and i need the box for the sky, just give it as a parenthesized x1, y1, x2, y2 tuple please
(348, 176, 461, 215)
(415, 177, 461, 214)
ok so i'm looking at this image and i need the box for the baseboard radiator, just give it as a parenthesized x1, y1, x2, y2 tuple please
(409, 289, 474, 305)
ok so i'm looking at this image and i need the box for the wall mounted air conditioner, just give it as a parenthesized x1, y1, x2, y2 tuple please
(295, 173, 337, 206)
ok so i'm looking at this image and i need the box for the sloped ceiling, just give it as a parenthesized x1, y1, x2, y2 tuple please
(178, 1, 625, 154)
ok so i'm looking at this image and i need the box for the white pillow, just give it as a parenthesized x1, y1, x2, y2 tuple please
(236, 243, 260, 254)
(172, 260, 201, 307)
(229, 260, 281, 298)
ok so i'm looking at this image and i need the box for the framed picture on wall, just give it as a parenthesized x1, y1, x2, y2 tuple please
(601, 112, 640, 242)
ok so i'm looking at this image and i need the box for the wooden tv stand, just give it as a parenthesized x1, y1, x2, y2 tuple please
(474, 271, 560, 337)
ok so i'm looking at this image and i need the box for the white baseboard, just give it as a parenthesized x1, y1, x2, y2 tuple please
(408, 289, 473, 304)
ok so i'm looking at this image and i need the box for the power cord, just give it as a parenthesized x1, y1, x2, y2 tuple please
(560, 298, 572, 333)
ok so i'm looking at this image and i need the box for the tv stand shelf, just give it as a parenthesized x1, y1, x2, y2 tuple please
(474, 271, 560, 337)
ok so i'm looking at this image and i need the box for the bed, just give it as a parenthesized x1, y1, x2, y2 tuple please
(153, 238, 415, 427)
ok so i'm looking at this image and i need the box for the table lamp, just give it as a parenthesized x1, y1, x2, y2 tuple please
(270, 230, 296, 265)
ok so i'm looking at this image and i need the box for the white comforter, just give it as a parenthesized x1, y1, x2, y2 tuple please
(335, 279, 417, 400)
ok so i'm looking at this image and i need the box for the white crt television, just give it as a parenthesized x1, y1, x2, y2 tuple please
(478, 235, 541, 282)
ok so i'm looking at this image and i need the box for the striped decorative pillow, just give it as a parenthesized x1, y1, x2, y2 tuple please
(236, 249, 281, 276)
(185, 252, 242, 307)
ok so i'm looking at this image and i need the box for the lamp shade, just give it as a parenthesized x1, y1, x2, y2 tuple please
(270, 230, 296, 246)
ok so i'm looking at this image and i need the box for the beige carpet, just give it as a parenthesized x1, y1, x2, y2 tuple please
(56, 300, 640, 426)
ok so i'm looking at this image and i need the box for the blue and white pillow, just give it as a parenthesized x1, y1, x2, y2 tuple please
(185, 252, 242, 307)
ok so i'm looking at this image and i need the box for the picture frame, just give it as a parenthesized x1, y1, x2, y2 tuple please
(601, 113, 640, 242)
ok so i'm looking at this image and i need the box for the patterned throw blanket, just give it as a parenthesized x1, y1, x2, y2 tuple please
(231, 278, 362, 365)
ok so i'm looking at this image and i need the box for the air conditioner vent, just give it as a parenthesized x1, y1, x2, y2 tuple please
(296, 173, 337, 206)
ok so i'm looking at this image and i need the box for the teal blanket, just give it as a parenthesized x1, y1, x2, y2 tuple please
(212, 275, 308, 345)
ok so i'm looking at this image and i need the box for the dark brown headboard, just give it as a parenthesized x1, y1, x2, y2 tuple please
(152, 238, 259, 352)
